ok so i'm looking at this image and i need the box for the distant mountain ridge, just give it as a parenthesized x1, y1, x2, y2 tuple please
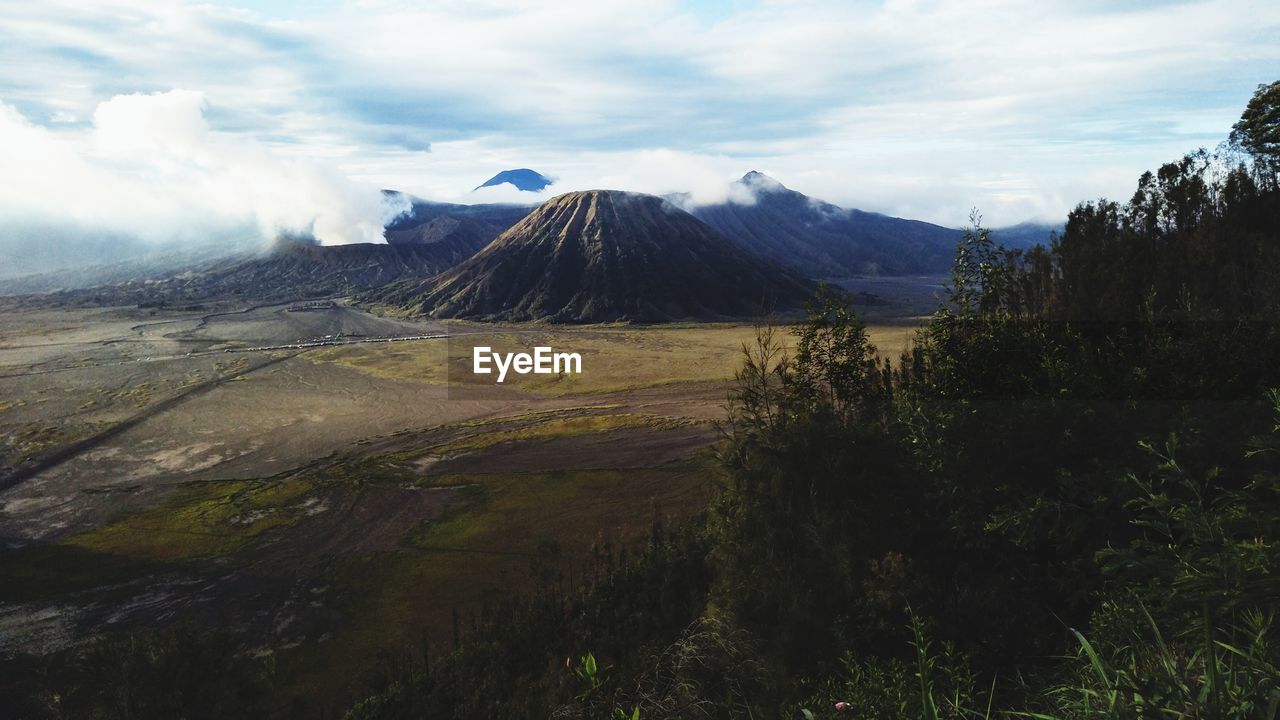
(382, 193, 532, 254)
(682, 172, 962, 277)
(384, 215, 499, 250)
(383, 190, 533, 233)
(367, 190, 813, 323)
(678, 172, 1058, 277)
(474, 168, 554, 192)
(0, 243, 255, 296)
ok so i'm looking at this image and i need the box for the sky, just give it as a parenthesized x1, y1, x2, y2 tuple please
(1, 0, 1278, 261)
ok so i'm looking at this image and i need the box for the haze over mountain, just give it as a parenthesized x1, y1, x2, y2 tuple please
(369, 190, 812, 323)
(0, 195, 531, 301)
(474, 169, 554, 193)
(2, 233, 491, 308)
(383, 191, 531, 248)
(383, 191, 532, 228)
(989, 221, 1063, 249)
(0, 241, 259, 296)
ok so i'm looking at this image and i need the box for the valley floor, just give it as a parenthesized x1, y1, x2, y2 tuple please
(0, 296, 922, 709)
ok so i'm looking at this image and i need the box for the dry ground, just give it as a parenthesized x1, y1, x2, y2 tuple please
(0, 297, 926, 706)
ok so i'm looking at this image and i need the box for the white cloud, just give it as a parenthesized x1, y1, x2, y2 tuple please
(0, 90, 404, 252)
(380, 144, 760, 209)
(297, 0, 1278, 224)
(1, 0, 1278, 242)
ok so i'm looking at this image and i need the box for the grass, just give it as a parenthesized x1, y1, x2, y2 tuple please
(307, 323, 920, 396)
(2, 471, 341, 602)
(308, 339, 448, 384)
(4, 420, 108, 461)
(1022, 609, 1280, 720)
(278, 459, 717, 703)
(113, 382, 155, 408)
(64, 476, 317, 563)
(47, 406, 699, 577)
(403, 410, 693, 459)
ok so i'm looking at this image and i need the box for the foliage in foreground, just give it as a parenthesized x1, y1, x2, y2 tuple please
(2, 626, 275, 720)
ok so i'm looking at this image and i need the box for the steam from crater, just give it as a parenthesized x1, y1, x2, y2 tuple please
(0, 90, 407, 275)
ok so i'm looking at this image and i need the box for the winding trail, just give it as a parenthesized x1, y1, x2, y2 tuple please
(128, 303, 270, 335)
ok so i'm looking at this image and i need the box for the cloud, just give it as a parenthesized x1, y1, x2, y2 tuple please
(305, 0, 1278, 224)
(400, 145, 759, 208)
(0, 90, 405, 268)
(1, 0, 1278, 239)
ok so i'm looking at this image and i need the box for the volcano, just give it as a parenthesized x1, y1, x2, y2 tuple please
(474, 168, 554, 192)
(369, 190, 813, 322)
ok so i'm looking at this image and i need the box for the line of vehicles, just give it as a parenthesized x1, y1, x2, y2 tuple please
(222, 333, 448, 353)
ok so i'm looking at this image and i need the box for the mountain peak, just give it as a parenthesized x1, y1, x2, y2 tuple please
(739, 170, 786, 193)
(537, 188, 648, 209)
(547, 188, 622, 201)
(475, 168, 553, 192)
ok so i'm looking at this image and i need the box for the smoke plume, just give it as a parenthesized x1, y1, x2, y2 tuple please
(0, 90, 407, 276)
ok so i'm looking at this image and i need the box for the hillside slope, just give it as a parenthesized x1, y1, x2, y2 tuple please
(8, 238, 481, 308)
(686, 172, 962, 276)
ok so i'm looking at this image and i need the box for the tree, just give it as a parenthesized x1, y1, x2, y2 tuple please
(1230, 80, 1280, 187)
(790, 284, 883, 415)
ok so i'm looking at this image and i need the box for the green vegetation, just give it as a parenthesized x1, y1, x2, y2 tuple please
(308, 340, 449, 384)
(410, 411, 692, 457)
(66, 477, 316, 562)
(2, 420, 106, 463)
(283, 460, 713, 706)
(0, 625, 276, 720)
